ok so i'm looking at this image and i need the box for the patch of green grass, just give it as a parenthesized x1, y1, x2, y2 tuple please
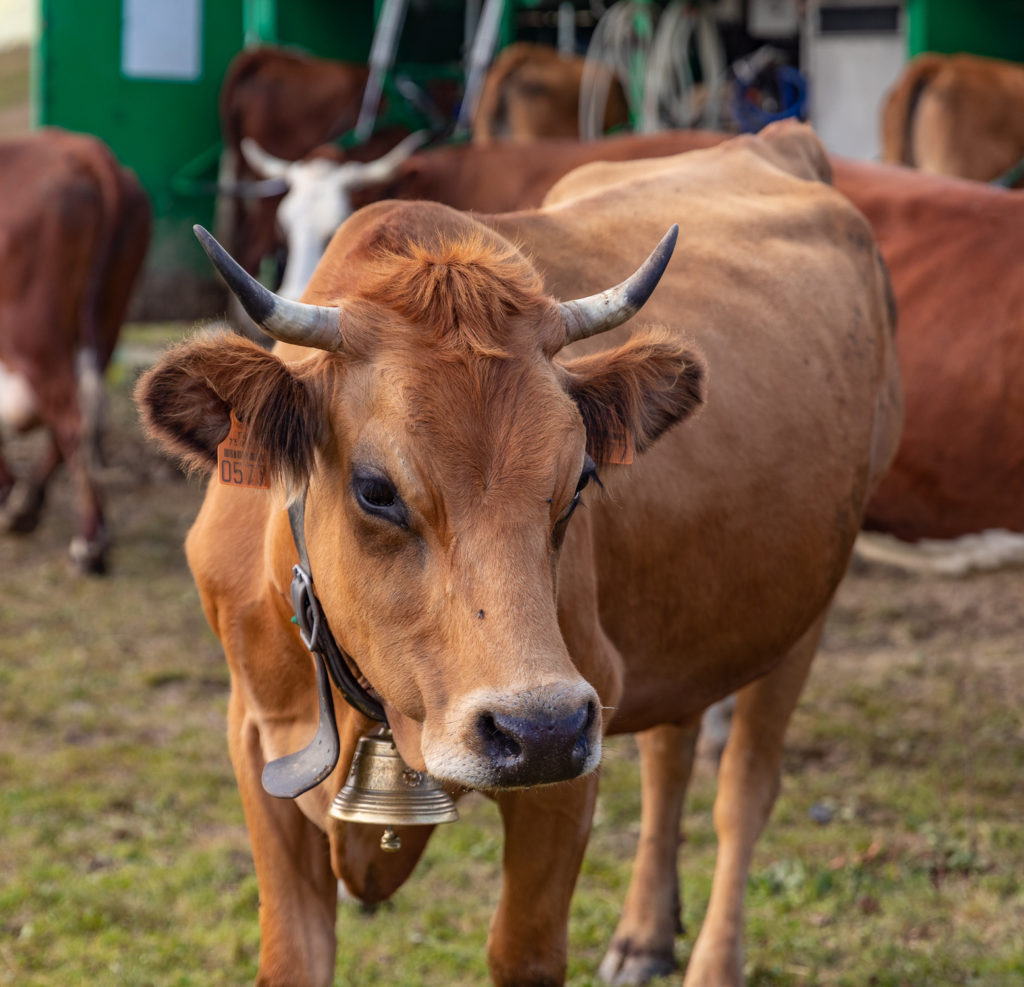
(0, 44, 29, 114)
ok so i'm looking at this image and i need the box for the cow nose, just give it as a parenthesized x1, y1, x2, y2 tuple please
(477, 700, 596, 787)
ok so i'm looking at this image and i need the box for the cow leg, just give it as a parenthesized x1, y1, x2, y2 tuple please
(683, 613, 826, 987)
(0, 447, 18, 510)
(2, 433, 62, 535)
(0, 434, 15, 504)
(489, 773, 600, 986)
(53, 424, 109, 575)
(696, 695, 736, 771)
(230, 689, 339, 987)
(598, 720, 701, 986)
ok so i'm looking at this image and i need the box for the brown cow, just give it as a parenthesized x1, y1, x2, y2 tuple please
(828, 157, 1024, 541)
(0, 128, 151, 573)
(135, 121, 900, 985)
(880, 52, 1024, 185)
(472, 41, 630, 143)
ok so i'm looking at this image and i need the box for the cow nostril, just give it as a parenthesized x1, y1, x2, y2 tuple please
(477, 700, 597, 783)
(479, 713, 522, 763)
(573, 701, 597, 761)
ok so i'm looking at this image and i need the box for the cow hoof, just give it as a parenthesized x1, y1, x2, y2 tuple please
(69, 536, 108, 576)
(2, 482, 45, 534)
(598, 943, 676, 986)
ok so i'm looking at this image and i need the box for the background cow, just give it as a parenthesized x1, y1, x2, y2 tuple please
(0, 128, 151, 573)
(472, 41, 629, 142)
(881, 52, 1024, 185)
(136, 121, 900, 986)
(217, 45, 427, 280)
(832, 157, 1024, 544)
(240, 129, 725, 299)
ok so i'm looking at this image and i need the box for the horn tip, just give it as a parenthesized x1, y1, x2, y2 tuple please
(193, 224, 214, 250)
(661, 224, 679, 255)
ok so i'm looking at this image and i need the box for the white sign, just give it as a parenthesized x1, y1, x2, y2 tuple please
(122, 0, 202, 81)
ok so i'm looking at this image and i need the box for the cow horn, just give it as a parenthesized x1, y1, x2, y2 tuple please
(193, 226, 344, 351)
(344, 130, 432, 189)
(558, 225, 678, 346)
(239, 138, 291, 180)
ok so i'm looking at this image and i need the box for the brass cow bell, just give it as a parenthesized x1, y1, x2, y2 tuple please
(329, 729, 458, 852)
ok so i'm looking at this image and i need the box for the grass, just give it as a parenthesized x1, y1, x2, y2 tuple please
(0, 44, 29, 137)
(1, 325, 1022, 985)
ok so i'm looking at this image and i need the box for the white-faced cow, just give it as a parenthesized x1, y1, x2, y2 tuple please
(135, 121, 901, 986)
(239, 130, 725, 299)
(0, 128, 150, 573)
(217, 45, 425, 283)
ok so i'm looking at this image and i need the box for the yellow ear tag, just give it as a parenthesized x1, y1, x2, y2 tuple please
(601, 424, 634, 466)
(217, 411, 270, 488)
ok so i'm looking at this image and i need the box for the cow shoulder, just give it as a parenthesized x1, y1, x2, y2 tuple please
(749, 119, 833, 184)
(544, 123, 831, 210)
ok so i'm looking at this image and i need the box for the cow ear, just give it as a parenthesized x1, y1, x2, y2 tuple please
(134, 331, 324, 488)
(559, 329, 706, 464)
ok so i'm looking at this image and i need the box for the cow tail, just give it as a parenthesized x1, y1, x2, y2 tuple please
(472, 44, 537, 141)
(77, 143, 123, 474)
(880, 54, 946, 166)
(77, 348, 105, 473)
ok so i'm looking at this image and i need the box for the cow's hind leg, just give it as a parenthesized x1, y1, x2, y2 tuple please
(230, 690, 338, 987)
(0, 443, 17, 510)
(683, 612, 826, 987)
(598, 720, 701, 986)
(489, 773, 600, 986)
(2, 433, 62, 535)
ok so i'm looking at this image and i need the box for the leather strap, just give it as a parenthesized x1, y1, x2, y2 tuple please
(287, 493, 387, 723)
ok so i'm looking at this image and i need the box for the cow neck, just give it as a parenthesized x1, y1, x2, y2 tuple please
(287, 491, 388, 724)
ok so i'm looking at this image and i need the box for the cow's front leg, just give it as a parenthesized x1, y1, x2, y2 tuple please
(230, 688, 338, 987)
(599, 719, 701, 985)
(683, 612, 824, 987)
(489, 773, 600, 986)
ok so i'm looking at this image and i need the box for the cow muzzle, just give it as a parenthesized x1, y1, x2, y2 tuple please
(425, 683, 603, 789)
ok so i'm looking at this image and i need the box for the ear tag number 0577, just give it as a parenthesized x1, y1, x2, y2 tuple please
(217, 412, 270, 489)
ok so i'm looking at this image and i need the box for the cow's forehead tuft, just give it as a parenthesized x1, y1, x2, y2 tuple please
(345, 233, 558, 357)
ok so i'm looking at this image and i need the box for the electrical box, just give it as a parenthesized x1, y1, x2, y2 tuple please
(801, 1, 905, 159)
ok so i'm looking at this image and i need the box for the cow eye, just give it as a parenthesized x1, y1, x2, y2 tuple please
(352, 469, 408, 527)
(558, 454, 600, 525)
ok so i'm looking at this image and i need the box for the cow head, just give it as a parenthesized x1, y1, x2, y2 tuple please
(240, 132, 430, 299)
(136, 205, 704, 794)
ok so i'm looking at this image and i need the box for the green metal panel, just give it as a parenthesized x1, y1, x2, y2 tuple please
(907, 0, 1024, 62)
(32, 0, 528, 317)
(36, 0, 246, 316)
